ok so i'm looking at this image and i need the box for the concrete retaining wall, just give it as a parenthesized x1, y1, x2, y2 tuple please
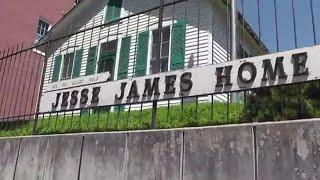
(183, 126, 254, 180)
(256, 121, 320, 180)
(1, 119, 320, 180)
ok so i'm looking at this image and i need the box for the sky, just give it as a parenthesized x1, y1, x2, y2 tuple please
(237, 0, 320, 53)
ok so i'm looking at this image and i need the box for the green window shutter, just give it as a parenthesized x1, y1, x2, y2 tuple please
(105, 6, 114, 23)
(135, 31, 149, 77)
(171, 20, 186, 71)
(105, 0, 122, 23)
(85, 46, 97, 75)
(118, 36, 131, 80)
(52, 55, 62, 82)
(98, 50, 108, 74)
(72, 48, 83, 78)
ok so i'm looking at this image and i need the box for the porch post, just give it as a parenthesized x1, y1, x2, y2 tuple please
(228, 0, 237, 119)
(231, 0, 237, 61)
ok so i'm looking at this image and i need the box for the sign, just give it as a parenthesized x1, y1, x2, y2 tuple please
(39, 45, 320, 113)
(45, 72, 110, 92)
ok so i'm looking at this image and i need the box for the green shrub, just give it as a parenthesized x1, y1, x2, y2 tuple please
(0, 102, 244, 137)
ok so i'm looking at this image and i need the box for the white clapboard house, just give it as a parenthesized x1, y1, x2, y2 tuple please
(37, 0, 267, 112)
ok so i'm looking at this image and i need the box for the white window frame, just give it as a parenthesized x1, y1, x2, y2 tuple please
(60, 52, 75, 80)
(74, 0, 82, 5)
(146, 20, 173, 75)
(96, 35, 121, 80)
(57, 47, 81, 81)
(35, 18, 51, 43)
(36, 18, 51, 37)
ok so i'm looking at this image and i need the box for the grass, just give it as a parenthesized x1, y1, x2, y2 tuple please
(0, 102, 244, 137)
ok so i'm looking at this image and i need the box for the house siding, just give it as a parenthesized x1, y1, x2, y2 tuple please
(43, 0, 264, 111)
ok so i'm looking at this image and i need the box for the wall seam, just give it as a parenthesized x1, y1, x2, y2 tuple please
(41, 137, 51, 180)
(77, 136, 85, 180)
(179, 131, 185, 180)
(12, 138, 22, 180)
(252, 125, 258, 180)
(123, 132, 129, 180)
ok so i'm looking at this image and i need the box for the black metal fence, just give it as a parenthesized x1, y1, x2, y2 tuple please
(0, 0, 319, 137)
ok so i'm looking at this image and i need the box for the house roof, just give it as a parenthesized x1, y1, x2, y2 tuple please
(37, 0, 269, 53)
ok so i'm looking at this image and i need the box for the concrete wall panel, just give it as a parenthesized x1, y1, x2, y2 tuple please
(183, 126, 254, 180)
(14, 136, 49, 180)
(79, 133, 126, 180)
(0, 138, 20, 180)
(14, 135, 82, 180)
(43, 135, 83, 180)
(126, 130, 182, 180)
(256, 121, 320, 180)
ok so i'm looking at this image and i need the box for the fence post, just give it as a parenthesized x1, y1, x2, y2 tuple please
(32, 39, 52, 134)
(150, 0, 164, 129)
(151, 101, 157, 129)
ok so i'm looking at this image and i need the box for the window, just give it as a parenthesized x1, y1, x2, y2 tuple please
(74, 0, 82, 5)
(51, 49, 83, 82)
(61, 52, 75, 80)
(134, 20, 185, 77)
(150, 27, 170, 74)
(105, 0, 122, 23)
(98, 40, 118, 80)
(36, 19, 50, 42)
